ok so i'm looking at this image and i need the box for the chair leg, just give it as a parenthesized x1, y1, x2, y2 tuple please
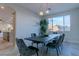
(58, 47, 61, 54)
(36, 51, 38, 56)
(37, 43, 38, 48)
(61, 44, 63, 50)
(46, 47, 48, 54)
(56, 48, 59, 56)
(43, 43, 45, 46)
(32, 42, 33, 46)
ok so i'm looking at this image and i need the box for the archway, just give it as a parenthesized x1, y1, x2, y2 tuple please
(0, 5, 16, 50)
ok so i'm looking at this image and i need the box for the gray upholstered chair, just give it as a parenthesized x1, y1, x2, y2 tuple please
(16, 38, 39, 56)
(46, 33, 65, 56)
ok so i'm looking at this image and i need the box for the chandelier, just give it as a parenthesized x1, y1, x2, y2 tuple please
(0, 18, 13, 32)
(39, 3, 51, 16)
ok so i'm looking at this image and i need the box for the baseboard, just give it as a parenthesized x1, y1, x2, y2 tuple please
(64, 40, 79, 44)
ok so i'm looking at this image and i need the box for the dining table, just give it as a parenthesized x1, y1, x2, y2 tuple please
(24, 34, 61, 48)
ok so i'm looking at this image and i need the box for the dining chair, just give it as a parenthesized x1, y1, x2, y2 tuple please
(46, 33, 65, 56)
(31, 33, 36, 38)
(16, 38, 39, 56)
(60, 33, 65, 50)
(31, 33, 41, 48)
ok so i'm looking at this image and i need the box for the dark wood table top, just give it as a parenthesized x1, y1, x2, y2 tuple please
(24, 34, 61, 44)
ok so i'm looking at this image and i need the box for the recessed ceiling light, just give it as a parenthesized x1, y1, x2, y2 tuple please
(39, 11, 44, 16)
(45, 10, 49, 14)
(1, 6, 5, 9)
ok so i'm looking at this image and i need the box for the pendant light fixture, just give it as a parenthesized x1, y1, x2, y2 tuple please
(39, 11, 44, 16)
(45, 7, 51, 14)
(0, 6, 5, 10)
(39, 3, 51, 16)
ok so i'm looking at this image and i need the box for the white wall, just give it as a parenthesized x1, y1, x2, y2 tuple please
(46, 8, 79, 43)
(5, 4, 40, 39)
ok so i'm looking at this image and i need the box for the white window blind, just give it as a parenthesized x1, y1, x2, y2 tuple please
(48, 15, 70, 32)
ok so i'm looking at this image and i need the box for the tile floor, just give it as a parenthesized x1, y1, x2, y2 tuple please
(0, 41, 79, 56)
(31, 41, 79, 56)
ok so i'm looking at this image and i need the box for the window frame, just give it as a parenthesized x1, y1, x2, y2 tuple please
(48, 15, 70, 32)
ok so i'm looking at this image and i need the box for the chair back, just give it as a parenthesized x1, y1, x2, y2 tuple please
(61, 33, 65, 43)
(31, 33, 36, 38)
(16, 39, 29, 55)
(56, 33, 65, 47)
(16, 39, 27, 48)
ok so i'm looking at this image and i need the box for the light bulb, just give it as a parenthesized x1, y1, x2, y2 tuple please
(46, 10, 49, 14)
(39, 11, 43, 16)
(1, 6, 5, 9)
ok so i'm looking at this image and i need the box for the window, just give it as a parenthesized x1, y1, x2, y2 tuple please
(48, 15, 70, 32)
(64, 15, 70, 31)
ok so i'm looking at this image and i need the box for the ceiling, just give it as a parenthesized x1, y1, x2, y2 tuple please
(16, 3, 79, 16)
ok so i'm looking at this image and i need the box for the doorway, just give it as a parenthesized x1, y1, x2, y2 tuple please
(0, 5, 16, 50)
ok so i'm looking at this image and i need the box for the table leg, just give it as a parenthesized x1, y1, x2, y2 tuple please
(37, 43, 38, 48)
(31, 42, 33, 46)
(43, 43, 45, 46)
